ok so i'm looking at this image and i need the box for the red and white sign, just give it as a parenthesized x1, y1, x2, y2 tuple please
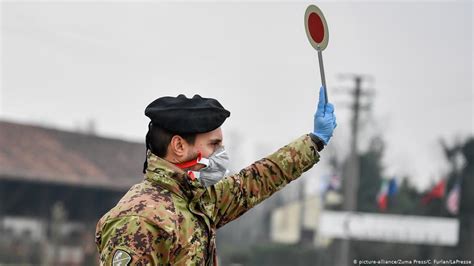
(304, 5, 329, 51)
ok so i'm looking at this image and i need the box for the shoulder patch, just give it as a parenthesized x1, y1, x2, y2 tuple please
(112, 249, 131, 266)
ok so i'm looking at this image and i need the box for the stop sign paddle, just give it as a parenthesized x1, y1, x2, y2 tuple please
(305, 5, 329, 103)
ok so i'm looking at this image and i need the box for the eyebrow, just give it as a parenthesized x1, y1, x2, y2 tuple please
(209, 138, 222, 144)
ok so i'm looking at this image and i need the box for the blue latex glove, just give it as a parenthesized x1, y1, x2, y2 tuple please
(313, 86, 337, 145)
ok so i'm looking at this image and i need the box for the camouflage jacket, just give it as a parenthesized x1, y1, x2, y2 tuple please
(95, 135, 319, 265)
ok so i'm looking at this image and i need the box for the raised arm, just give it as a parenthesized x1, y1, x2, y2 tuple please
(205, 134, 319, 228)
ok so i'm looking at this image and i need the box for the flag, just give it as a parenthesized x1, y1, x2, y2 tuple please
(376, 178, 397, 211)
(421, 179, 446, 205)
(446, 182, 460, 215)
(388, 178, 398, 196)
(319, 174, 341, 195)
(377, 180, 389, 211)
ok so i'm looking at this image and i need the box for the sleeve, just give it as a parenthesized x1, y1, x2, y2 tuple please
(96, 216, 178, 265)
(205, 134, 320, 228)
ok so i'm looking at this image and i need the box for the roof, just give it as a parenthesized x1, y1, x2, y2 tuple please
(0, 120, 145, 190)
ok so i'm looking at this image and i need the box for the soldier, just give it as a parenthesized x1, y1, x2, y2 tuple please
(95, 87, 336, 265)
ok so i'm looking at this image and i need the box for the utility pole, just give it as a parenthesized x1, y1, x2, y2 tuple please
(336, 74, 373, 266)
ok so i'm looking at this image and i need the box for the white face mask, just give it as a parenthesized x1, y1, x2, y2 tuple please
(190, 146, 230, 187)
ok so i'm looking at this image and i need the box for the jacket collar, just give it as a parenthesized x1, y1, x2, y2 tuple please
(144, 151, 206, 201)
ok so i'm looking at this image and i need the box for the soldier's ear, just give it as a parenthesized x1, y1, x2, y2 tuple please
(169, 135, 187, 157)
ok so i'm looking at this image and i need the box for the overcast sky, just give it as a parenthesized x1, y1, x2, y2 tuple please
(1, 1, 472, 190)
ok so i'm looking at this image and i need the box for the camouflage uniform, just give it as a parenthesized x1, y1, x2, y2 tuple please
(95, 135, 320, 265)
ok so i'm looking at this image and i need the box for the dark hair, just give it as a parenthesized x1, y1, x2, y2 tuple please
(147, 124, 197, 157)
(143, 123, 197, 173)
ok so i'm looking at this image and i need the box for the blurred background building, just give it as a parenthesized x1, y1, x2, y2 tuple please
(0, 121, 142, 264)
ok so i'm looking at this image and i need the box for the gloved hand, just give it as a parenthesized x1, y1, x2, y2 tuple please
(313, 86, 337, 145)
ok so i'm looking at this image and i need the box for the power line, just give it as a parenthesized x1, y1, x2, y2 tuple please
(336, 74, 374, 266)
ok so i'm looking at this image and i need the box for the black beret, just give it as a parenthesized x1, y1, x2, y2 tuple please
(145, 94, 230, 134)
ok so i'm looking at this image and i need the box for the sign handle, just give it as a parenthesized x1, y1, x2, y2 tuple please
(317, 49, 328, 104)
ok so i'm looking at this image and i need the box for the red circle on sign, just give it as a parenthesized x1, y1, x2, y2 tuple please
(308, 12, 325, 43)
